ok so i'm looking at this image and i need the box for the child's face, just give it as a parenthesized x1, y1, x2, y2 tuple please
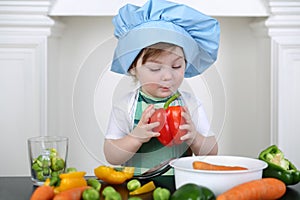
(133, 46, 185, 98)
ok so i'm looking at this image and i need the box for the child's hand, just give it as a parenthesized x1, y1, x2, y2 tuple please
(130, 105, 160, 144)
(178, 107, 198, 146)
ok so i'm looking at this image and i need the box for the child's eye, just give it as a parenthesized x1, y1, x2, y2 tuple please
(172, 65, 182, 69)
(150, 68, 161, 72)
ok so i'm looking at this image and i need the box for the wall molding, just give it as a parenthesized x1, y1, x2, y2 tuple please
(0, 0, 54, 136)
(266, 0, 300, 154)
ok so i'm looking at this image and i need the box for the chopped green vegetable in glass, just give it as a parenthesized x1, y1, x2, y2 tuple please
(66, 167, 77, 173)
(32, 163, 41, 171)
(31, 148, 66, 181)
(49, 148, 58, 158)
(51, 157, 65, 171)
(36, 171, 45, 181)
(42, 167, 51, 176)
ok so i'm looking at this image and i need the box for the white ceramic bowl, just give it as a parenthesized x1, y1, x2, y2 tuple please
(169, 155, 268, 196)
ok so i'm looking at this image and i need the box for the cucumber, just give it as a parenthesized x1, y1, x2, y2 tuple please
(171, 183, 215, 200)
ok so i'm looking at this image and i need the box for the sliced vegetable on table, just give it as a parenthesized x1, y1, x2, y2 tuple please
(94, 165, 134, 184)
(216, 177, 286, 200)
(87, 178, 101, 191)
(82, 188, 100, 200)
(102, 186, 121, 200)
(259, 144, 300, 185)
(153, 187, 171, 200)
(149, 92, 187, 146)
(129, 181, 156, 195)
(127, 179, 141, 191)
(128, 197, 142, 200)
(171, 183, 215, 200)
(193, 161, 247, 171)
(102, 186, 117, 196)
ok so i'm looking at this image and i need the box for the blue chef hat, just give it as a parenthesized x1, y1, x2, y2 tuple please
(111, 0, 220, 78)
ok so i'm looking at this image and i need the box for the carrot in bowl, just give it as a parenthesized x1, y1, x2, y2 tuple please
(193, 161, 248, 171)
(217, 178, 286, 200)
(30, 185, 55, 200)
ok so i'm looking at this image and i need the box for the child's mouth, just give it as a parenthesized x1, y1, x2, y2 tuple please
(160, 86, 171, 91)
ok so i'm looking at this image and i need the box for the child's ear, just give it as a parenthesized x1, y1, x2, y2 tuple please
(129, 68, 136, 75)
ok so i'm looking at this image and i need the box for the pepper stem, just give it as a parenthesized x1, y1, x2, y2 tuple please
(163, 92, 181, 109)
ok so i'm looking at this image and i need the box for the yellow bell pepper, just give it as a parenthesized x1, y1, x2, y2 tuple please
(94, 166, 135, 185)
(55, 171, 87, 193)
(129, 181, 156, 195)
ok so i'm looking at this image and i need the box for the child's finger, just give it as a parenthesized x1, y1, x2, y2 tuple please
(140, 105, 155, 124)
(181, 112, 192, 124)
(151, 131, 160, 137)
(179, 124, 190, 131)
(147, 121, 160, 130)
(182, 106, 190, 114)
(180, 132, 195, 144)
(180, 133, 190, 141)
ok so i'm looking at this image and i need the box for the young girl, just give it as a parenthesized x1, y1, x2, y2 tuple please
(104, 0, 220, 173)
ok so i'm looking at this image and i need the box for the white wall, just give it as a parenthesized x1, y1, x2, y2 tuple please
(47, 16, 271, 175)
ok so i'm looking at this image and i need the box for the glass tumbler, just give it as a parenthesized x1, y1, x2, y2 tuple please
(28, 136, 68, 186)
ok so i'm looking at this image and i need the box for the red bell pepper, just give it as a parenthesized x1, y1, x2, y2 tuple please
(149, 92, 187, 146)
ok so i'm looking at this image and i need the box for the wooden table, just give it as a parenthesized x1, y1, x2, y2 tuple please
(0, 176, 299, 200)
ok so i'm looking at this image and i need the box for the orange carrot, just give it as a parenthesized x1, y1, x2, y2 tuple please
(30, 185, 55, 200)
(217, 178, 286, 200)
(193, 161, 248, 171)
(53, 186, 90, 200)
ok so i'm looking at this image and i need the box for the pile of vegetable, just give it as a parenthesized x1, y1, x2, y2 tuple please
(30, 168, 165, 200)
(30, 144, 299, 200)
(31, 148, 66, 181)
(30, 168, 101, 200)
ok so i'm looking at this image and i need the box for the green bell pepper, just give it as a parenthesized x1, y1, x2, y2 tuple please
(171, 183, 215, 200)
(259, 144, 300, 185)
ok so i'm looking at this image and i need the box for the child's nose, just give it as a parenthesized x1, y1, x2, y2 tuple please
(161, 68, 173, 81)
